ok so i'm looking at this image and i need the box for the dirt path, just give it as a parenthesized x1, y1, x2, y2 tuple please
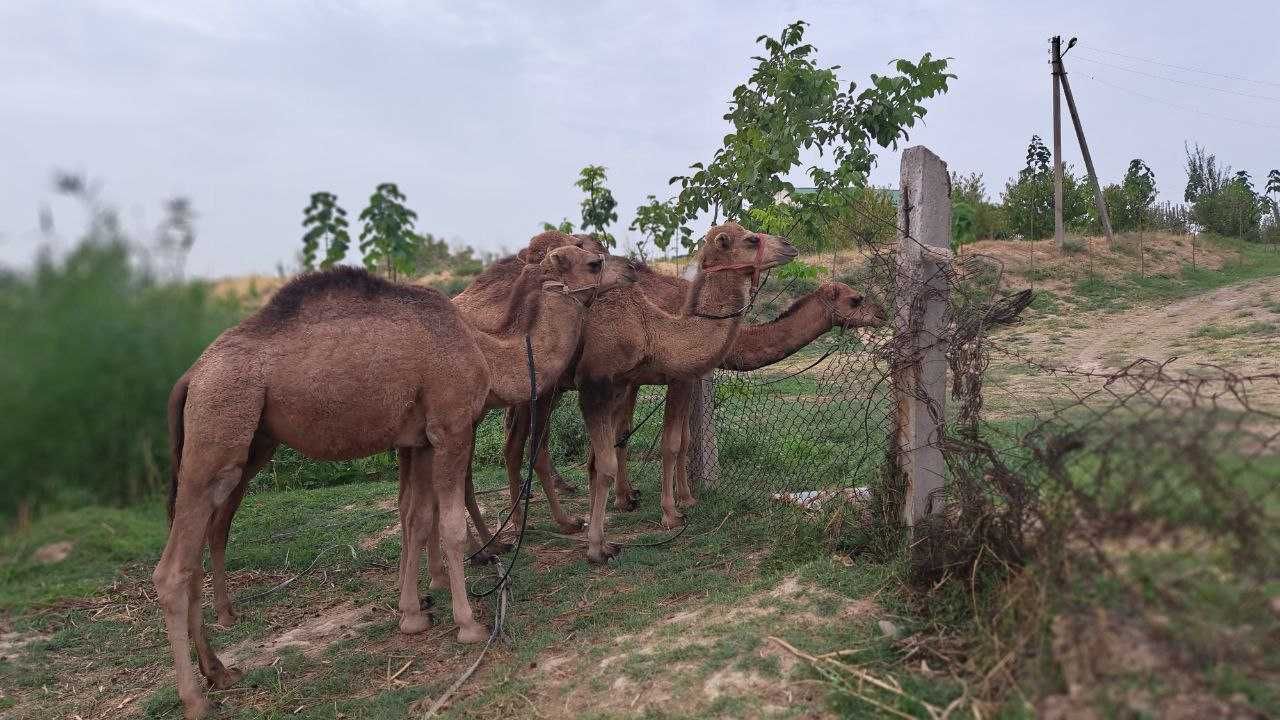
(1071, 276, 1280, 373)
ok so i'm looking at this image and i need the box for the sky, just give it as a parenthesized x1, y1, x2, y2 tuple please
(2, 0, 1278, 277)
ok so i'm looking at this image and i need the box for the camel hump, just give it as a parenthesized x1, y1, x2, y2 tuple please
(245, 266, 455, 333)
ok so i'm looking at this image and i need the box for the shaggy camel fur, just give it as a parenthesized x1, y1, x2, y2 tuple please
(509, 280, 887, 528)
(157, 247, 621, 720)
(574, 222, 797, 563)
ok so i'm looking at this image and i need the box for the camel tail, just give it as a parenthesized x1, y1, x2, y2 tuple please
(166, 374, 190, 525)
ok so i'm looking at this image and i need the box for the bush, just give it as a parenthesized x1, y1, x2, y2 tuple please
(0, 240, 244, 521)
(1001, 136, 1092, 240)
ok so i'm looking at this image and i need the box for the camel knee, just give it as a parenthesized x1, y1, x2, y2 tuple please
(153, 564, 192, 609)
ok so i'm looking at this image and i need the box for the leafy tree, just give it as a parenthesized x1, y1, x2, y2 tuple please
(1099, 159, 1158, 232)
(575, 165, 619, 248)
(667, 20, 953, 250)
(1183, 144, 1266, 240)
(1001, 135, 1091, 240)
(630, 195, 692, 255)
(411, 232, 483, 277)
(951, 200, 977, 249)
(300, 192, 351, 270)
(1184, 142, 1229, 203)
(950, 171, 1009, 240)
(541, 218, 575, 233)
(1266, 170, 1280, 234)
(358, 183, 419, 280)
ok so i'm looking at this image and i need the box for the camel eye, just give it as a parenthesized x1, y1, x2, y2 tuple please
(747, 235, 760, 245)
(849, 296, 863, 307)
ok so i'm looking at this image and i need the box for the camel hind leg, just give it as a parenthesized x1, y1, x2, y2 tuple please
(155, 416, 259, 717)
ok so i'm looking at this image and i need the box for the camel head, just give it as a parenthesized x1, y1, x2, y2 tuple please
(540, 246, 635, 303)
(821, 282, 888, 329)
(570, 233, 608, 254)
(698, 222, 797, 285)
(519, 231, 607, 263)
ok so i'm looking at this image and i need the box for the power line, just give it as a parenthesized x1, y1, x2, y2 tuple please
(1077, 72, 1280, 130)
(1072, 53, 1280, 103)
(1077, 43, 1280, 90)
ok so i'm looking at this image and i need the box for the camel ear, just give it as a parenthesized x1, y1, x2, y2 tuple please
(517, 248, 531, 262)
(552, 250, 573, 273)
(716, 232, 731, 250)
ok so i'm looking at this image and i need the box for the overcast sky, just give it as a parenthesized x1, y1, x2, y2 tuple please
(3, 1, 1277, 277)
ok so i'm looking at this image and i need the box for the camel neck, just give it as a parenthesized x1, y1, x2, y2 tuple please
(639, 271, 748, 379)
(472, 291, 586, 407)
(722, 291, 832, 371)
(681, 268, 750, 319)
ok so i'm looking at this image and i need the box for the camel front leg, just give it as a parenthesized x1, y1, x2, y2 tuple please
(674, 382, 698, 508)
(611, 384, 641, 511)
(397, 448, 434, 635)
(422, 437, 488, 643)
(207, 437, 276, 627)
(659, 381, 693, 528)
(464, 429, 511, 564)
(580, 385, 624, 565)
(530, 392, 585, 533)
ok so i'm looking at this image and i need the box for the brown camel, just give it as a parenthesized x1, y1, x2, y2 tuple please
(200, 233, 620, 626)
(618, 281, 888, 526)
(157, 247, 623, 720)
(573, 222, 797, 563)
(510, 280, 887, 529)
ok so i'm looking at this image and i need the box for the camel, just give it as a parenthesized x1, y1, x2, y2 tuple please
(615, 280, 888, 526)
(508, 279, 887, 529)
(199, 232, 615, 627)
(572, 222, 797, 563)
(156, 246, 626, 719)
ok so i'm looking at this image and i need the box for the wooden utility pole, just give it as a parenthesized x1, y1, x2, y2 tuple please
(892, 146, 951, 529)
(1053, 35, 1115, 247)
(1051, 36, 1066, 248)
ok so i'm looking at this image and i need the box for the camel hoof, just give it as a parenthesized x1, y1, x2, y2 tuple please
(400, 612, 432, 635)
(613, 490, 641, 512)
(183, 697, 213, 720)
(429, 574, 450, 589)
(661, 512, 684, 530)
(215, 609, 239, 627)
(457, 623, 489, 644)
(677, 495, 699, 509)
(557, 517, 587, 534)
(468, 550, 496, 567)
(553, 478, 578, 495)
(209, 666, 243, 690)
(587, 543, 622, 565)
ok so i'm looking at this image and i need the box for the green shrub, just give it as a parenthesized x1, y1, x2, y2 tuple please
(0, 240, 244, 521)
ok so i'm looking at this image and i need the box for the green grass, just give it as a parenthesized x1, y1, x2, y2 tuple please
(0, 471, 954, 719)
(1069, 234, 1280, 313)
(0, 504, 168, 611)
